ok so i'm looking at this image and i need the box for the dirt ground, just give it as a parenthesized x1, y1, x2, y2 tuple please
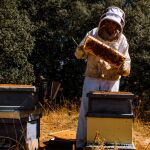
(133, 121, 150, 150)
(39, 105, 150, 150)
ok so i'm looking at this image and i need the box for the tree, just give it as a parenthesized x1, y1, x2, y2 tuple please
(0, 0, 35, 84)
(123, 0, 150, 117)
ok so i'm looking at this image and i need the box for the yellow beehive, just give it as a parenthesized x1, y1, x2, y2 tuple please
(86, 91, 134, 147)
(87, 117, 133, 144)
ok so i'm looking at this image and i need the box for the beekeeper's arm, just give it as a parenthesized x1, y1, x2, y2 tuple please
(118, 42, 131, 76)
(75, 34, 89, 59)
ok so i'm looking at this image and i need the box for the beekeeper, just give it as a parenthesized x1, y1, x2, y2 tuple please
(75, 6, 131, 149)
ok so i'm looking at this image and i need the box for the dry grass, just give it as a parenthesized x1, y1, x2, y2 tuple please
(40, 102, 150, 150)
(40, 102, 78, 147)
(133, 119, 150, 150)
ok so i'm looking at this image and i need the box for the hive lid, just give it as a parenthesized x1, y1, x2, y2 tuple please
(0, 84, 36, 92)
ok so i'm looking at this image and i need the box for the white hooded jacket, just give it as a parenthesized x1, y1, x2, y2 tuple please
(75, 6, 131, 81)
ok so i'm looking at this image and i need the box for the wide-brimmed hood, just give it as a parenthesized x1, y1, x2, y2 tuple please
(99, 6, 125, 32)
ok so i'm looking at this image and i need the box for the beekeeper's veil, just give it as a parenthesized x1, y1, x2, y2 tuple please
(98, 6, 125, 42)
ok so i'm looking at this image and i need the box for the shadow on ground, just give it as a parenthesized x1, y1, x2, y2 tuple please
(39, 138, 76, 150)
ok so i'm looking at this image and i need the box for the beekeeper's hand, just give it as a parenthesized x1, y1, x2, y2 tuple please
(99, 59, 112, 70)
(117, 63, 130, 76)
(75, 45, 88, 59)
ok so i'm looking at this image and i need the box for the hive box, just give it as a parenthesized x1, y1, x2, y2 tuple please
(86, 91, 135, 149)
(0, 112, 41, 150)
(87, 91, 134, 114)
(0, 84, 38, 109)
(87, 116, 133, 144)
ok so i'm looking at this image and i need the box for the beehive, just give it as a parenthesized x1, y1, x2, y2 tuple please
(0, 84, 41, 150)
(86, 91, 136, 150)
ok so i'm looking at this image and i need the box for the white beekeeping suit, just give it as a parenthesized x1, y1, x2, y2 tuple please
(75, 6, 131, 149)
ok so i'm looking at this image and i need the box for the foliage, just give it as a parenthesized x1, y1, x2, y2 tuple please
(122, 0, 150, 117)
(0, 0, 35, 84)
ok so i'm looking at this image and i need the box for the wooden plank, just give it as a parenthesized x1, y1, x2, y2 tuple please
(49, 130, 76, 142)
